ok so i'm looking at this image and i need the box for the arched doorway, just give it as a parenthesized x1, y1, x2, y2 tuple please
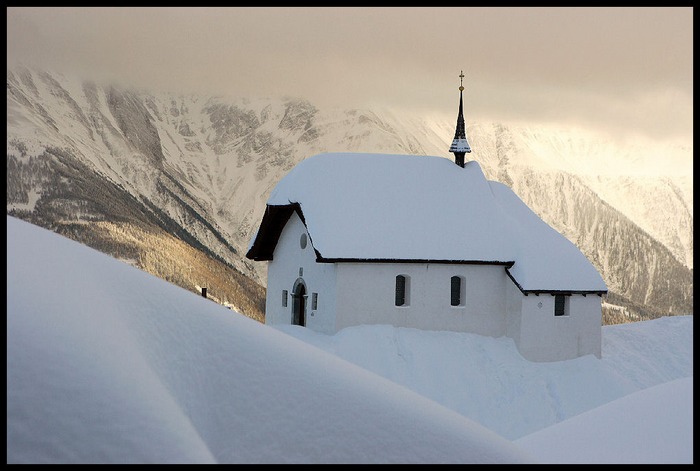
(292, 279, 307, 327)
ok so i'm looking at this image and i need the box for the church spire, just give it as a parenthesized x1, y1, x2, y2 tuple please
(449, 70, 472, 167)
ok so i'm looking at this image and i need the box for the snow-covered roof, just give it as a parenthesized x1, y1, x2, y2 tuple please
(247, 152, 607, 293)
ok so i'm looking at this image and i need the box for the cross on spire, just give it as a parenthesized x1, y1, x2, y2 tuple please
(449, 70, 472, 167)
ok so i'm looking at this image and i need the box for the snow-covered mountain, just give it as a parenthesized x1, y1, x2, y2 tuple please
(6, 66, 693, 320)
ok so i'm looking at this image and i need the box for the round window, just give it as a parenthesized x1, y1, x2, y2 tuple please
(300, 233, 307, 249)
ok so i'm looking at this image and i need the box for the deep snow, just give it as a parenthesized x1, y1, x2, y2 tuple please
(6, 215, 693, 463)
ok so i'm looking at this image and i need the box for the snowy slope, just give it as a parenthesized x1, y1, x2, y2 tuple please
(7, 215, 692, 463)
(277, 313, 692, 442)
(515, 376, 693, 464)
(7, 214, 534, 464)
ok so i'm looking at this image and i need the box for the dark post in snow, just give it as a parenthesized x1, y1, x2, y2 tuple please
(201, 287, 207, 298)
(449, 70, 472, 167)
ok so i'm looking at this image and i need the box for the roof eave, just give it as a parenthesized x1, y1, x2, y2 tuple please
(505, 266, 607, 296)
(317, 257, 515, 266)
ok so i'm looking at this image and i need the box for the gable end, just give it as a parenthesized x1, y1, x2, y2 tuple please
(246, 203, 313, 261)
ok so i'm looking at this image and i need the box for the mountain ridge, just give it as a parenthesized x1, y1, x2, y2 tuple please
(6, 66, 693, 322)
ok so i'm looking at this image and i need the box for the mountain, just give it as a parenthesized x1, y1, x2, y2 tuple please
(6, 66, 693, 322)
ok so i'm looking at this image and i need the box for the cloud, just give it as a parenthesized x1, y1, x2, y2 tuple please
(6, 7, 692, 144)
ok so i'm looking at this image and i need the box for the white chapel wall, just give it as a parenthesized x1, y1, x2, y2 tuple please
(516, 292, 603, 361)
(570, 294, 603, 358)
(266, 212, 337, 333)
(334, 262, 509, 336)
(504, 277, 524, 346)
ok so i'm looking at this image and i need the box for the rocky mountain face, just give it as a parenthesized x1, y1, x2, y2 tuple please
(6, 67, 693, 323)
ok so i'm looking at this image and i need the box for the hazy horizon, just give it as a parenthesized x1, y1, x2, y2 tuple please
(7, 7, 693, 149)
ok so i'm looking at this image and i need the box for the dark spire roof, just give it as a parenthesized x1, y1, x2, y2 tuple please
(449, 70, 472, 167)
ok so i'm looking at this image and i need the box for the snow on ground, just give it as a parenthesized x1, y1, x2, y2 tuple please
(6, 215, 693, 463)
(275, 312, 692, 442)
(515, 376, 693, 464)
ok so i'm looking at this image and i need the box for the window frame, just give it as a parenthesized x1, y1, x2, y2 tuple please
(554, 294, 568, 317)
(450, 275, 465, 307)
(395, 274, 410, 307)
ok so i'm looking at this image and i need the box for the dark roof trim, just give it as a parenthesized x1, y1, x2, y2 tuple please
(505, 267, 607, 296)
(527, 290, 607, 296)
(317, 258, 515, 266)
(246, 203, 304, 261)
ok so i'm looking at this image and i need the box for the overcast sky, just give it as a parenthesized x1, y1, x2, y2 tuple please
(7, 7, 693, 145)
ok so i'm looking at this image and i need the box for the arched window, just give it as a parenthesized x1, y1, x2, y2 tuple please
(395, 275, 410, 307)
